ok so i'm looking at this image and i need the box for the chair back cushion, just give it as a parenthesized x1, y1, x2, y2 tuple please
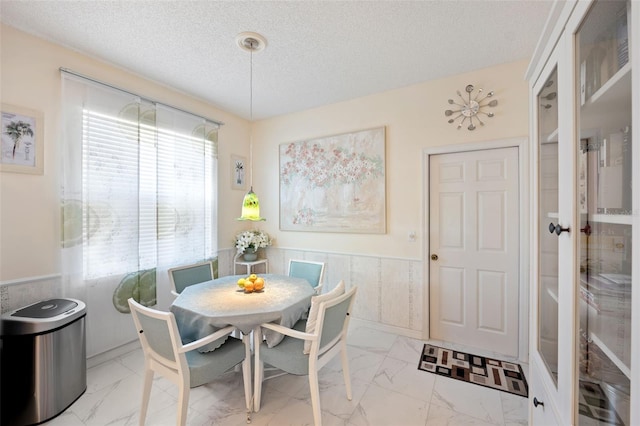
(129, 299, 178, 362)
(170, 262, 213, 294)
(137, 313, 177, 361)
(318, 290, 355, 349)
(304, 280, 344, 354)
(289, 260, 324, 288)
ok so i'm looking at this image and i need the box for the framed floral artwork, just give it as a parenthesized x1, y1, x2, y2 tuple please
(279, 126, 386, 233)
(1, 103, 44, 174)
(231, 154, 247, 190)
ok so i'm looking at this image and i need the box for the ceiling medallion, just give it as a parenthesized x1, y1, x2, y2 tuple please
(235, 31, 267, 53)
(445, 85, 498, 131)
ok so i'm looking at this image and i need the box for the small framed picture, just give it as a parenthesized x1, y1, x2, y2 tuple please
(231, 154, 247, 190)
(1, 103, 44, 174)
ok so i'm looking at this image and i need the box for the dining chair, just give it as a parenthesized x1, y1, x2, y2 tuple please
(288, 259, 325, 294)
(127, 298, 252, 426)
(168, 260, 217, 297)
(253, 285, 357, 426)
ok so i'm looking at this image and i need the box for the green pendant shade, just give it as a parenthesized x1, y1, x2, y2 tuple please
(238, 187, 265, 221)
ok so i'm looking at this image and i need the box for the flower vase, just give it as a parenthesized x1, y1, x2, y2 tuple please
(243, 248, 258, 261)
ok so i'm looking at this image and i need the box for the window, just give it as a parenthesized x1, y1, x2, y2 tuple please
(62, 73, 218, 282)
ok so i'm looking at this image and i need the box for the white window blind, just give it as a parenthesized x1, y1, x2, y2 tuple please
(62, 73, 218, 280)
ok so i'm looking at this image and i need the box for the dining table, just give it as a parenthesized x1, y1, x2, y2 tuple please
(170, 274, 315, 352)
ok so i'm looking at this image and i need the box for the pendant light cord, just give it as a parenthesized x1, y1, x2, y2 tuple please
(249, 38, 255, 189)
(250, 41, 254, 121)
(236, 33, 266, 192)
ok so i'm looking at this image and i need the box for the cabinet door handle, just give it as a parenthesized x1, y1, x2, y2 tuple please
(431, 254, 439, 261)
(533, 397, 544, 408)
(548, 222, 570, 235)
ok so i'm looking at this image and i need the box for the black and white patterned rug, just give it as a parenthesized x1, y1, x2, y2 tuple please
(418, 344, 528, 398)
(578, 381, 625, 425)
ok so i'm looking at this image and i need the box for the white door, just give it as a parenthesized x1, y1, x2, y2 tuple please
(429, 147, 519, 357)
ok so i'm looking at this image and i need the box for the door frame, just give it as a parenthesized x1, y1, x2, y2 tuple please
(422, 137, 530, 362)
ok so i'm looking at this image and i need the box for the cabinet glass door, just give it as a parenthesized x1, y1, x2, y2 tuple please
(576, 1, 631, 424)
(538, 67, 560, 386)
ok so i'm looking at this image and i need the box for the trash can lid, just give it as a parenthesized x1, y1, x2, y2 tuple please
(12, 299, 78, 318)
(1, 298, 86, 336)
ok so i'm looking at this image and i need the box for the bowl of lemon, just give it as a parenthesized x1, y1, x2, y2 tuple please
(237, 274, 265, 293)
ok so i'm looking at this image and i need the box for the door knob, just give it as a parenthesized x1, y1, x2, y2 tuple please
(431, 254, 439, 261)
(548, 222, 570, 235)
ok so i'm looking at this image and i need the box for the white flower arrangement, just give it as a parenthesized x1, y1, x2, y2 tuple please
(235, 229, 273, 254)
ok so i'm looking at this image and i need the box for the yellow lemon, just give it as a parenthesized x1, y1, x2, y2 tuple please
(237, 278, 246, 288)
(248, 274, 258, 282)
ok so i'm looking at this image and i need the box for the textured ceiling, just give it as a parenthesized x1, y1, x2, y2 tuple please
(1, 0, 554, 121)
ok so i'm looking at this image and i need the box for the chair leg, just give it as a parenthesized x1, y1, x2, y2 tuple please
(340, 342, 353, 400)
(177, 384, 190, 426)
(253, 327, 263, 412)
(139, 367, 154, 426)
(242, 333, 252, 422)
(308, 369, 322, 426)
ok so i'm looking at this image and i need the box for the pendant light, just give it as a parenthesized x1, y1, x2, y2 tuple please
(236, 32, 267, 221)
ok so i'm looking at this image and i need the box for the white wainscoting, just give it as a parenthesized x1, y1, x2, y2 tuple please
(221, 247, 424, 339)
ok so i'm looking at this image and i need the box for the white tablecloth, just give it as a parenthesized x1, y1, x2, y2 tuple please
(170, 274, 314, 351)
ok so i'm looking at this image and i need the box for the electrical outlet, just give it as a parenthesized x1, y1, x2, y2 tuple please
(613, 237, 625, 253)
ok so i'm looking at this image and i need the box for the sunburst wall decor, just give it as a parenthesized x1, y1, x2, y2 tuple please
(445, 84, 498, 131)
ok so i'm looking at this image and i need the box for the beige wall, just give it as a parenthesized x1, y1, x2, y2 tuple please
(1, 23, 530, 281)
(251, 59, 530, 259)
(0, 24, 250, 281)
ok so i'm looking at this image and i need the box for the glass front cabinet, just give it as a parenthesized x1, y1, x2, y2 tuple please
(527, 1, 639, 425)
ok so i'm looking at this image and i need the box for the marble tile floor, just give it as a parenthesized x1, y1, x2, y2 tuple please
(44, 325, 529, 426)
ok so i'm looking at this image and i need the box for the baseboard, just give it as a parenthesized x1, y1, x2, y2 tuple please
(349, 317, 423, 340)
(87, 339, 140, 368)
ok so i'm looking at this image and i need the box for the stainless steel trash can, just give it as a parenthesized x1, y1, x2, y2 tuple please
(1, 298, 87, 426)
